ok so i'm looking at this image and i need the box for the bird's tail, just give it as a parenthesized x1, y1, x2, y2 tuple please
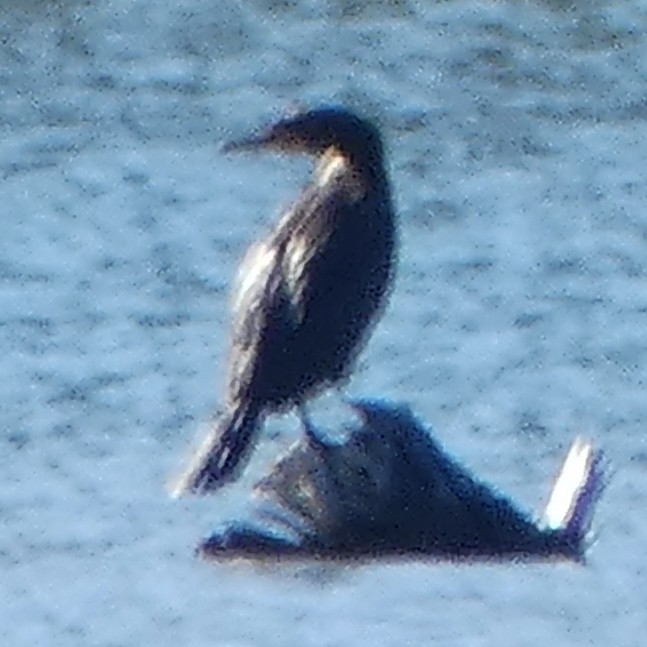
(168, 402, 261, 497)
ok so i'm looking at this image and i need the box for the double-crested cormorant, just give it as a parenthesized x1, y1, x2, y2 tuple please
(172, 107, 397, 496)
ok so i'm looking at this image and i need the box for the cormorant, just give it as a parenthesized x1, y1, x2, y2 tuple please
(171, 107, 397, 496)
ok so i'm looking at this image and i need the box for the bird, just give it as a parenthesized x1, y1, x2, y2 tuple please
(170, 106, 397, 496)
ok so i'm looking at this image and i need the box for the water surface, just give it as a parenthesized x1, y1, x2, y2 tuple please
(2, 1, 646, 645)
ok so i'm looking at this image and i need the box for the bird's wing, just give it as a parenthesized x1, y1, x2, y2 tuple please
(225, 235, 296, 404)
(223, 180, 379, 404)
(281, 185, 363, 322)
(231, 183, 347, 328)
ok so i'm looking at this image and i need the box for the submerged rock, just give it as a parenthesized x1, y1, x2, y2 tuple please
(197, 399, 607, 563)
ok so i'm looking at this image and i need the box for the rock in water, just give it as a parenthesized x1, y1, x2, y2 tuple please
(197, 399, 607, 563)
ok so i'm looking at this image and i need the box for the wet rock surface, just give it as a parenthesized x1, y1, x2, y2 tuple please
(200, 400, 604, 562)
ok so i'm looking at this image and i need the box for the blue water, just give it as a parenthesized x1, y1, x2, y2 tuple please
(2, 1, 647, 645)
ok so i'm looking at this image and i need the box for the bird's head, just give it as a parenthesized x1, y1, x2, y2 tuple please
(223, 107, 384, 165)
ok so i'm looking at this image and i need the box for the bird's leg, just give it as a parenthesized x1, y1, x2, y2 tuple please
(297, 403, 329, 449)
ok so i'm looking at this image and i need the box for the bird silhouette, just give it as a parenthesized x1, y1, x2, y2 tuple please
(171, 107, 397, 496)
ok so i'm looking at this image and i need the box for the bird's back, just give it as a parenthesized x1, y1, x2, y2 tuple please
(225, 163, 396, 412)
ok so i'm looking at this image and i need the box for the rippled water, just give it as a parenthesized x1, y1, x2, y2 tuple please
(3, 1, 647, 645)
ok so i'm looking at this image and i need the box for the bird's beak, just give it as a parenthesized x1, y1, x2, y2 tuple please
(221, 134, 268, 154)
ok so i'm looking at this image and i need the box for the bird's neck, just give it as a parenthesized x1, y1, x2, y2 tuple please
(315, 148, 348, 187)
(315, 147, 387, 196)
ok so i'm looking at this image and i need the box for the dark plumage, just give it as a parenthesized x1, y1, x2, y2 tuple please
(171, 107, 397, 496)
